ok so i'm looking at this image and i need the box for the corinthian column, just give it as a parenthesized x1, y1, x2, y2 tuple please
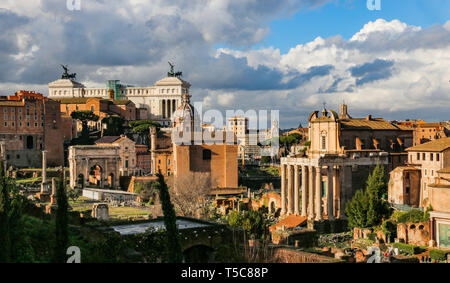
(315, 166, 323, 221)
(281, 164, 286, 215)
(308, 166, 314, 219)
(327, 166, 335, 220)
(287, 165, 293, 215)
(294, 165, 299, 215)
(301, 165, 308, 217)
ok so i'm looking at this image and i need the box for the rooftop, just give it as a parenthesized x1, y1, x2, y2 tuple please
(406, 137, 450, 152)
(111, 218, 212, 235)
(340, 118, 404, 131)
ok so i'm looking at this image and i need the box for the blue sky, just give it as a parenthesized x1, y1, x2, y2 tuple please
(0, 1, 449, 127)
(232, 0, 450, 53)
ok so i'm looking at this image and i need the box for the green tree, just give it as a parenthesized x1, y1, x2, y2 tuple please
(154, 173, 183, 263)
(71, 111, 99, 143)
(0, 162, 11, 262)
(345, 164, 391, 229)
(101, 115, 125, 136)
(54, 171, 69, 263)
(130, 120, 161, 146)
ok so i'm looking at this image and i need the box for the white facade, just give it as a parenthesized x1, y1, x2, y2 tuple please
(48, 76, 191, 127)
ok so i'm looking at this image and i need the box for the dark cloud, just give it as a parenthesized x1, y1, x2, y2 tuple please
(349, 59, 394, 86)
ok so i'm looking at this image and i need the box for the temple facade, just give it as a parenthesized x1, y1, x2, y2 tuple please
(280, 104, 412, 221)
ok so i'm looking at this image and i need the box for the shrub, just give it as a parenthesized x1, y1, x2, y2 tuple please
(392, 243, 421, 255)
(429, 249, 449, 261)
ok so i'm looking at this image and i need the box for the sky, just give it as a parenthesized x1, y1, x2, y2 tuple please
(0, 0, 449, 128)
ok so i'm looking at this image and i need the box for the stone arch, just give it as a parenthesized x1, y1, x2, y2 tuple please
(89, 164, 103, 187)
(69, 146, 121, 189)
(269, 199, 277, 214)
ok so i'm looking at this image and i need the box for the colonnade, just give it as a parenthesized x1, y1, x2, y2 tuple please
(161, 99, 178, 119)
(280, 164, 344, 220)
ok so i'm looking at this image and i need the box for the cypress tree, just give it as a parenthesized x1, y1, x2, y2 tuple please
(155, 173, 183, 263)
(345, 164, 391, 229)
(0, 161, 11, 262)
(54, 170, 69, 263)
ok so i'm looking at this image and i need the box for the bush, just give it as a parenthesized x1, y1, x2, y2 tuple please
(392, 243, 421, 255)
(395, 209, 429, 224)
(429, 249, 449, 261)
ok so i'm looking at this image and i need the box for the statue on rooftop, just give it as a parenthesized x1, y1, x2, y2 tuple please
(61, 64, 77, 80)
(168, 62, 182, 78)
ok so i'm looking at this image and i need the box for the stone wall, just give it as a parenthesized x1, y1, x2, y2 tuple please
(397, 222, 430, 246)
(272, 247, 340, 263)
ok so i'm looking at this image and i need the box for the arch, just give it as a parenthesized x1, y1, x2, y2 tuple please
(88, 164, 103, 187)
(183, 245, 215, 263)
(269, 200, 276, 214)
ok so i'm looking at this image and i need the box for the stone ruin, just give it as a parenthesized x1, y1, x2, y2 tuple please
(92, 203, 109, 221)
(396, 222, 430, 246)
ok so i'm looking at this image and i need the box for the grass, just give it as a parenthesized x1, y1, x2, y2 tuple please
(69, 197, 150, 220)
(15, 177, 42, 184)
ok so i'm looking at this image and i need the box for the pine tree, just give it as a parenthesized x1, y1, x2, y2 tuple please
(0, 161, 11, 262)
(155, 173, 183, 263)
(54, 171, 69, 263)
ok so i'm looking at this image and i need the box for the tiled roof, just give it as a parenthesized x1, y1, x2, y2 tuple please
(95, 136, 121, 144)
(340, 118, 403, 130)
(57, 98, 88, 104)
(406, 137, 450, 152)
(269, 215, 307, 232)
(437, 166, 450, 174)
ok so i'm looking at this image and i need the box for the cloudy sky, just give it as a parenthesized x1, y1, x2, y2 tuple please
(0, 0, 449, 128)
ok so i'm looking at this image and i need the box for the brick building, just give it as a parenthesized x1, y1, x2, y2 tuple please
(0, 91, 64, 167)
(135, 144, 151, 174)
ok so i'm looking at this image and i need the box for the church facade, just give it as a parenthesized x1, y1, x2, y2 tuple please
(279, 104, 413, 224)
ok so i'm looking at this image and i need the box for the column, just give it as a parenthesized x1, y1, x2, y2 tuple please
(308, 166, 314, 219)
(167, 99, 171, 118)
(333, 166, 340, 219)
(294, 165, 300, 215)
(339, 166, 348, 219)
(280, 164, 286, 215)
(301, 165, 308, 217)
(327, 166, 335, 220)
(315, 166, 323, 221)
(85, 158, 89, 187)
(42, 150, 47, 183)
(287, 165, 293, 215)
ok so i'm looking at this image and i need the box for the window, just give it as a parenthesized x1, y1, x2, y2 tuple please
(4, 122, 7, 127)
(125, 160, 129, 168)
(430, 153, 433, 161)
(202, 149, 212, 160)
(321, 136, 326, 150)
(417, 153, 420, 160)
(437, 154, 440, 162)
(422, 153, 425, 160)
(91, 106, 95, 112)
